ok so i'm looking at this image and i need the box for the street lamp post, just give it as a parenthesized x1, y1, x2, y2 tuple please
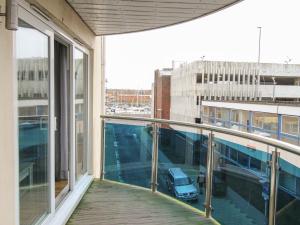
(256, 26, 262, 100)
(257, 27, 262, 64)
(272, 77, 276, 102)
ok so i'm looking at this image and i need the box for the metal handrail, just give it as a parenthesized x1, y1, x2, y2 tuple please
(100, 114, 300, 225)
(100, 114, 300, 156)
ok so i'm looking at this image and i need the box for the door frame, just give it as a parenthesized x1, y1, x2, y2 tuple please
(18, 5, 56, 219)
(17, 1, 92, 224)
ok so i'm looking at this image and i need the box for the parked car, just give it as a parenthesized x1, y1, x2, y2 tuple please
(166, 168, 198, 201)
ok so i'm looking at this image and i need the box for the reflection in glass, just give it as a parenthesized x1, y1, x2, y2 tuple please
(253, 112, 278, 132)
(212, 136, 271, 225)
(17, 20, 49, 225)
(104, 122, 153, 188)
(75, 49, 88, 180)
(276, 150, 300, 225)
(281, 116, 300, 146)
(157, 126, 205, 211)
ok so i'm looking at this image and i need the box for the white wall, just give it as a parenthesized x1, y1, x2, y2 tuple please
(202, 101, 300, 117)
(259, 85, 300, 98)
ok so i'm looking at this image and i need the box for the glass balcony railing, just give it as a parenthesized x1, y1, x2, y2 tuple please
(103, 121, 153, 188)
(101, 115, 300, 225)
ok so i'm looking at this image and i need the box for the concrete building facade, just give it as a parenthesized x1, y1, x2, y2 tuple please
(170, 60, 300, 146)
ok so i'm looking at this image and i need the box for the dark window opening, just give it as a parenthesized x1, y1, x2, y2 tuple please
(196, 73, 202, 83)
(29, 71, 35, 80)
(38, 71, 44, 80)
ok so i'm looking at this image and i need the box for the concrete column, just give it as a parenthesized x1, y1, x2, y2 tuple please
(92, 36, 104, 178)
(201, 68, 205, 98)
(248, 111, 253, 133)
(237, 68, 241, 100)
(233, 68, 236, 100)
(212, 68, 215, 100)
(252, 71, 256, 100)
(228, 66, 232, 100)
(217, 68, 220, 99)
(226, 69, 230, 101)
(228, 109, 232, 128)
(257, 66, 262, 101)
(247, 67, 250, 100)
(0, 8, 19, 225)
(242, 68, 246, 100)
(213, 107, 217, 124)
(208, 64, 212, 100)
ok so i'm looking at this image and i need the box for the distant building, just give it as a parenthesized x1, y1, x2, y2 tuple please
(170, 60, 300, 146)
(152, 68, 172, 120)
(106, 89, 151, 106)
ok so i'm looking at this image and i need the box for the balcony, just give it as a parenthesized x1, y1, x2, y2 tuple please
(83, 115, 300, 225)
(67, 180, 216, 225)
(3, 1, 300, 225)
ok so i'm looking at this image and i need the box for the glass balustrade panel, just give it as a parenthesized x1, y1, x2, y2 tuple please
(276, 148, 300, 225)
(211, 132, 271, 225)
(104, 120, 153, 188)
(157, 124, 207, 211)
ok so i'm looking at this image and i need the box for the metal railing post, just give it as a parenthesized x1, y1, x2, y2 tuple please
(204, 132, 214, 218)
(100, 118, 105, 180)
(151, 122, 159, 192)
(268, 149, 279, 225)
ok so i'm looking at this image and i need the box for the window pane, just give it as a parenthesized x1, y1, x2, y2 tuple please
(75, 49, 88, 180)
(17, 20, 50, 225)
(253, 112, 278, 131)
(282, 116, 299, 135)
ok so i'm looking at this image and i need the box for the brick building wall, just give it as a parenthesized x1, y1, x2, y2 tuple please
(154, 69, 171, 120)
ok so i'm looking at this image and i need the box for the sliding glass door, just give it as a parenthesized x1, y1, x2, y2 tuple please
(17, 19, 51, 225)
(17, 5, 91, 225)
(74, 49, 88, 180)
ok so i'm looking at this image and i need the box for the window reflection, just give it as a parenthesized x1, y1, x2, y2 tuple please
(75, 49, 88, 180)
(253, 112, 278, 132)
(17, 20, 50, 225)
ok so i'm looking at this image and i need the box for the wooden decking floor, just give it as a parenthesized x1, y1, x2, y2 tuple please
(67, 180, 217, 225)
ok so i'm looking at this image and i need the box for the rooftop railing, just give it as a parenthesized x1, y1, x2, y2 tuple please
(100, 115, 300, 225)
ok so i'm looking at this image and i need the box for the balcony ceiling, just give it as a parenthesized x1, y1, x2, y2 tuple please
(66, 0, 242, 35)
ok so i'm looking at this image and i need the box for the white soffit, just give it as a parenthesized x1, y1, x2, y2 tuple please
(66, 0, 242, 36)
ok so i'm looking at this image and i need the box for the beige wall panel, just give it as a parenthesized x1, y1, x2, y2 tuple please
(0, 3, 19, 224)
(92, 36, 104, 178)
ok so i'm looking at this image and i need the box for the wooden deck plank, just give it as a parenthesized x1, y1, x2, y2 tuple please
(67, 180, 217, 225)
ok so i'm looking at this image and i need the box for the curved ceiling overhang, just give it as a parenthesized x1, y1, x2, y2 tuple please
(66, 0, 242, 36)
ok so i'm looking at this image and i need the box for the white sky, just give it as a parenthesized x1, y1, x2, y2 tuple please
(106, 0, 300, 90)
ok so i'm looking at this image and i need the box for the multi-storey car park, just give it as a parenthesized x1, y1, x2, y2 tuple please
(170, 60, 300, 145)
